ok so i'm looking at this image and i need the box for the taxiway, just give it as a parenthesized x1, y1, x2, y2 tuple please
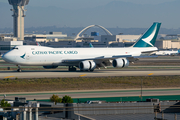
(0, 69, 180, 79)
(0, 88, 180, 100)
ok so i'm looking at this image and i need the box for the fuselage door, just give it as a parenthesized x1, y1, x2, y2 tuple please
(26, 52, 30, 60)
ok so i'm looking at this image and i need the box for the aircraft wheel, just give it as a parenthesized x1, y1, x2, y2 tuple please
(68, 66, 76, 71)
(17, 69, 22, 72)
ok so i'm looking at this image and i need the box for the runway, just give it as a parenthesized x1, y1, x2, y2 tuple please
(0, 88, 180, 100)
(0, 69, 180, 79)
(0, 55, 180, 79)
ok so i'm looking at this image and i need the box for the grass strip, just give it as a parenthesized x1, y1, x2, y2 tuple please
(0, 76, 180, 92)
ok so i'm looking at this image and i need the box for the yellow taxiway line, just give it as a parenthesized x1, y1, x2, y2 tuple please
(4, 76, 15, 78)
(79, 74, 87, 77)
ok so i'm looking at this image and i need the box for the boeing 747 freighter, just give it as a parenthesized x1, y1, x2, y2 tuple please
(2, 22, 161, 72)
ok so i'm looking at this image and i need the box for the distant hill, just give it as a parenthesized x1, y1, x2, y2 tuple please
(1, 26, 180, 36)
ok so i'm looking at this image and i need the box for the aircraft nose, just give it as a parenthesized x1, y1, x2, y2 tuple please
(2, 53, 14, 63)
(2, 53, 8, 61)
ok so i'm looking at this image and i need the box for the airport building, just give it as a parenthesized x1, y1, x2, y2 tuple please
(24, 32, 67, 42)
(2, 33, 180, 52)
(46, 41, 76, 48)
(0, 97, 180, 120)
(80, 41, 108, 47)
(155, 40, 180, 49)
(101, 35, 140, 42)
(109, 41, 135, 47)
(47, 32, 68, 40)
(2, 24, 180, 54)
(0, 41, 23, 55)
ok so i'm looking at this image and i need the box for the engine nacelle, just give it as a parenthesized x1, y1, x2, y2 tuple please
(43, 66, 58, 69)
(112, 58, 129, 68)
(79, 61, 96, 71)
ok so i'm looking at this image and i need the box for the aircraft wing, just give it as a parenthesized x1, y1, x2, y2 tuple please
(61, 55, 132, 64)
(56, 53, 158, 68)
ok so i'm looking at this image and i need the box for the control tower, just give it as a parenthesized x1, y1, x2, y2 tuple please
(8, 0, 29, 40)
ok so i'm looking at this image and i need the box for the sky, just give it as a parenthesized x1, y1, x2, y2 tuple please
(1, 0, 176, 7)
(0, 0, 178, 29)
(29, 0, 176, 10)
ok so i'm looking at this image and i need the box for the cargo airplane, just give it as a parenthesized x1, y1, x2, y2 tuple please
(2, 22, 161, 72)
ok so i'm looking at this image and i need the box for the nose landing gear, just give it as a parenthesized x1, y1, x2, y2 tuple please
(17, 65, 22, 72)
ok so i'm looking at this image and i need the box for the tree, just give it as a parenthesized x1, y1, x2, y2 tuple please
(62, 95, 73, 103)
(50, 94, 62, 105)
(0, 99, 11, 108)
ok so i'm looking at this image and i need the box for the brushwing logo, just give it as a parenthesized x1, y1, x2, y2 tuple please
(141, 25, 157, 47)
(178, 49, 180, 54)
(20, 53, 26, 59)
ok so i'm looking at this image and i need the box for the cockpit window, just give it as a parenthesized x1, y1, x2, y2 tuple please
(12, 47, 18, 50)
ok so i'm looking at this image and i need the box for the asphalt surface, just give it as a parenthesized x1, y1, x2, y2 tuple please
(1, 56, 180, 79)
(0, 56, 180, 79)
(0, 69, 180, 79)
(0, 88, 180, 100)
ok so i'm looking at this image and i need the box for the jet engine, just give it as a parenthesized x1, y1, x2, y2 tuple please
(79, 61, 96, 71)
(43, 66, 58, 69)
(112, 58, 129, 68)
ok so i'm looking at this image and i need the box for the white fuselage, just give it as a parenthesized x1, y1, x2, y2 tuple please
(2, 45, 157, 66)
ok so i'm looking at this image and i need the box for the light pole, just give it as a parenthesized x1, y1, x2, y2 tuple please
(141, 79, 143, 101)
(141, 73, 154, 101)
(4, 94, 6, 99)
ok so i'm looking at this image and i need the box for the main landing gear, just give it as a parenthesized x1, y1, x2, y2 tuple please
(68, 66, 95, 72)
(68, 66, 77, 71)
(80, 69, 94, 72)
(17, 65, 22, 72)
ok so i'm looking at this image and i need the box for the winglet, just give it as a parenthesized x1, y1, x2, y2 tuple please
(89, 43, 94, 48)
(133, 22, 161, 47)
(36, 42, 41, 46)
(178, 49, 180, 54)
